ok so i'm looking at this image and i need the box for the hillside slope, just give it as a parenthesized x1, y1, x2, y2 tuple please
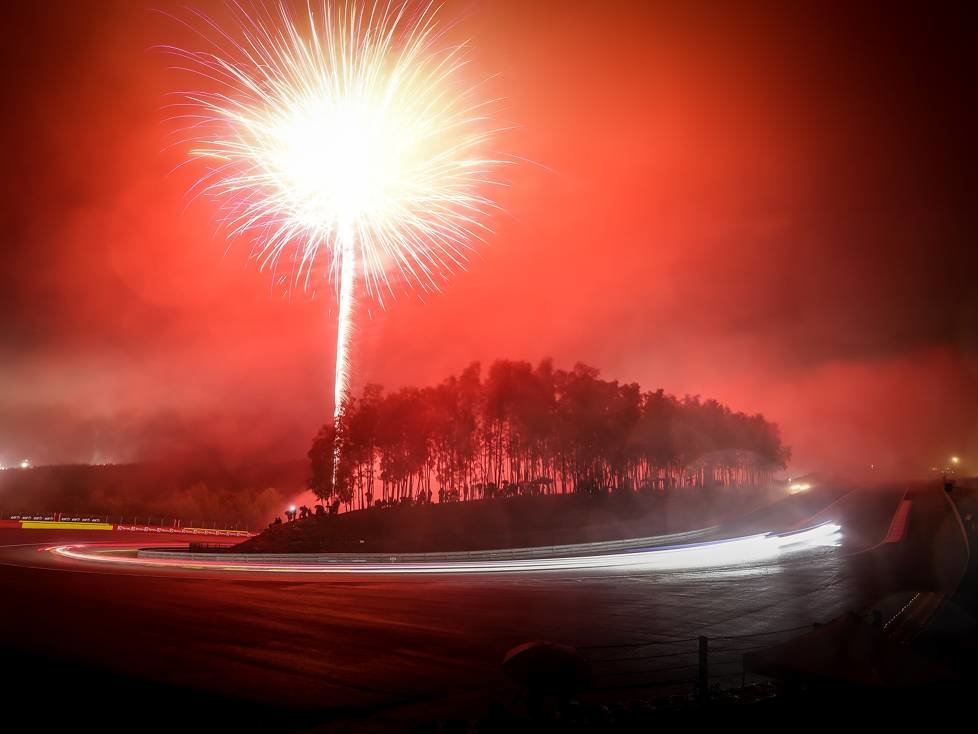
(236, 487, 785, 554)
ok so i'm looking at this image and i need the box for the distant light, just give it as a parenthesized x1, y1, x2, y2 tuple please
(788, 482, 811, 495)
(19, 459, 31, 469)
(951, 456, 960, 465)
(289, 505, 296, 512)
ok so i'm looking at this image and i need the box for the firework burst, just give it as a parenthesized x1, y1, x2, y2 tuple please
(170, 0, 505, 426)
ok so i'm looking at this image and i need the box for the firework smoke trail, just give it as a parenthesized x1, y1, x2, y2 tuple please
(334, 227, 356, 422)
(332, 227, 356, 480)
(169, 1, 506, 488)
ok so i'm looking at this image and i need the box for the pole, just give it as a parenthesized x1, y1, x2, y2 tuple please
(698, 635, 709, 705)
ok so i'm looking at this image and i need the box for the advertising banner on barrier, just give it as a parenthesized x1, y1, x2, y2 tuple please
(3, 514, 253, 536)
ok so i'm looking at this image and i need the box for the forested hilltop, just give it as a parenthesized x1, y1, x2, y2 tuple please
(310, 360, 790, 511)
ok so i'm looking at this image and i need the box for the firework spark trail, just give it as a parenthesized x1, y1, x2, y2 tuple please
(171, 1, 506, 490)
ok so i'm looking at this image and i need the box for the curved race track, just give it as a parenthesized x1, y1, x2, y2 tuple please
(0, 483, 966, 730)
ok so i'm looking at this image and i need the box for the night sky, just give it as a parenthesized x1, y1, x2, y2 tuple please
(1, 1, 975, 476)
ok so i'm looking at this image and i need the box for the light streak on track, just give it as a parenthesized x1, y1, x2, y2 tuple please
(45, 523, 842, 576)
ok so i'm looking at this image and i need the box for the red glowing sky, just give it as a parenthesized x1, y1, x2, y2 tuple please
(1, 1, 976, 477)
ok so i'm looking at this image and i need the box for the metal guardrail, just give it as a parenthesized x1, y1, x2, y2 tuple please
(136, 525, 720, 563)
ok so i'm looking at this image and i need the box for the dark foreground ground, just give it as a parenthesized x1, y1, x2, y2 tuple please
(0, 481, 972, 731)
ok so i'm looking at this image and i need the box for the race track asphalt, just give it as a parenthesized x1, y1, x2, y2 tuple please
(0, 483, 965, 730)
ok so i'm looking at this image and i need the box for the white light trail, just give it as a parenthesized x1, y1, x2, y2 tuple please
(48, 523, 842, 575)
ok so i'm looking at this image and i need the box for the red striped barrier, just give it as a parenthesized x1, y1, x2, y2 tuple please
(115, 524, 252, 536)
(883, 499, 912, 543)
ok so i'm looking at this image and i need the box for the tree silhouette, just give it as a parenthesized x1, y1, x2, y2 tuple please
(309, 359, 790, 511)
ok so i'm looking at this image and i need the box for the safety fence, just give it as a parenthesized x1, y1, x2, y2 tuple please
(578, 623, 825, 700)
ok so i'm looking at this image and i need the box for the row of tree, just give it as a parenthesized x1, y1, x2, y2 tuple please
(309, 360, 790, 510)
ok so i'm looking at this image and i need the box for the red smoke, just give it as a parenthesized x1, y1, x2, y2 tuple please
(0, 1, 975, 479)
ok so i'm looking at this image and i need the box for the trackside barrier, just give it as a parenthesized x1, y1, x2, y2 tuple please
(136, 525, 720, 563)
(20, 521, 114, 531)
(3, 512, 252, 534)
(2, 518, 253, 536)
(116, 525, 253, 536)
